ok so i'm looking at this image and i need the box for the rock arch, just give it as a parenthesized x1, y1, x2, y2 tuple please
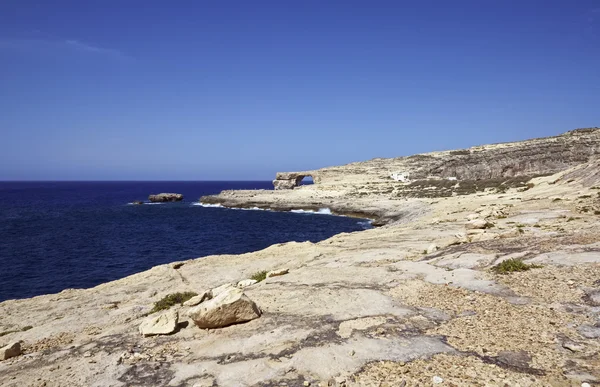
(273, 172, 319, 190)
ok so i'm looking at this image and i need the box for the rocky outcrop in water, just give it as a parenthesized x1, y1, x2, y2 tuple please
(148, 193, 183, 202)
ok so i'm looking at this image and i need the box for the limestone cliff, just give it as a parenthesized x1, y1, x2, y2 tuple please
(274, 128, 600, 189)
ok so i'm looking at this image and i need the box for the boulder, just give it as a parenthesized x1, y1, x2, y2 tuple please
(148, 193, 184, 202)
(183, 290, 212, 307)
(0, 341, 21, 361)
(237, 279, 258, 288)
(188, 288, 261, 329)
(267, 268, 289, 278)
(466, 213, 480, 221)
(139, 309, 178, 336)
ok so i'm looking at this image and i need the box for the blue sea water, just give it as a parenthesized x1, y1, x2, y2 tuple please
(0, 181, 370, 302)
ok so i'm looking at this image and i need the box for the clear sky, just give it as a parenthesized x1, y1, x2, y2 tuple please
(1, 1, 599, 180)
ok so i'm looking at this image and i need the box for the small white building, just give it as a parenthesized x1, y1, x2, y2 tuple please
(390, 172, 410, 182)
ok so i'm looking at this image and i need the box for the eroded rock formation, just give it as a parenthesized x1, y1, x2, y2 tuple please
(148, 193, 184, 202)
(273, 172, 318, 190)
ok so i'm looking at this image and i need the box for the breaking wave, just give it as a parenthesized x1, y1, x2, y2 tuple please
(290, 208, 333, 215)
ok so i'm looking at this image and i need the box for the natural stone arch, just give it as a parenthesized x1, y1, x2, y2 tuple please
(273, 172, 319, 190)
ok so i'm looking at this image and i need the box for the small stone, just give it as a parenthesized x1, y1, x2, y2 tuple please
(563, 340, 584, 352)
(237, 279, 258, 288)
(83, 351, 92, 358)
(303, 382, 311, 386)
(582, 383, 591, 387)
(426, 244, 438, 254)
(432, 375, 443, 384)
(0, 341, 21, 361)
(267, 268, 289, 278)
(466, 219, 493, 230)
(183, 291, 212, 307)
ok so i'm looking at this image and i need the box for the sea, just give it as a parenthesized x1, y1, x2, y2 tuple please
(0, 181, 370, 302)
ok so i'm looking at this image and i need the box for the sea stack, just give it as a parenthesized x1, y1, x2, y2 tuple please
(148, 193, 184, 202)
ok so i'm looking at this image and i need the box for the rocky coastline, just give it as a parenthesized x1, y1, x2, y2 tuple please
(1, 128, 600, 386)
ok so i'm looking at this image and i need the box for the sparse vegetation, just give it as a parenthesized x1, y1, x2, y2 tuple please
(491, 259, 542, 274)
(250, 270, 268, 282)
(150, 292, 197, 314)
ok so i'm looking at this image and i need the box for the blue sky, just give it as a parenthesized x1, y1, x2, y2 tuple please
(1, 1, 599, 180)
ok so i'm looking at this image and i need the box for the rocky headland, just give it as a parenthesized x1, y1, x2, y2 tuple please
(1, 128, 600, 386)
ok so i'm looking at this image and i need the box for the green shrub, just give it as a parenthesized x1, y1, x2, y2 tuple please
(250, 270, 268, 282)
(491, 259, 542, 274)
(150, 292, 197, 314)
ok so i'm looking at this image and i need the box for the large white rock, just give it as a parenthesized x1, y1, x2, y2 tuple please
(139, 309, 178, 336)
(0, 341, 21, 361)
(188, 288, 261, 329)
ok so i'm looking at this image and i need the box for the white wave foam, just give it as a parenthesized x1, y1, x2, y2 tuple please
(290, 208, 332, 215)
(193, 203, 223, 208)
(127, 202, 163, 205)
(357, 220, 373, 229)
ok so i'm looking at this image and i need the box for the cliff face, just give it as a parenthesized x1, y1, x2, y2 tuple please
(275, 128, 600, 189)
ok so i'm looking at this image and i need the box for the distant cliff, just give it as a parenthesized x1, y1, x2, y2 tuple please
(272, 128, 600, 192)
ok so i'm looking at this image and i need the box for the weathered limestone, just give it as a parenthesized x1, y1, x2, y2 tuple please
(237, 279, 258, 288)
(466, 219, 493, 229)
(211, 283, 235, 297)
(139, 309, 178, 336)
(188, 288, 262, 329)
(183, 290, 212, 307)
(0, 342, 21, 361)
(273, 172, 317, 190)
(266, 268, 289, 278)
(148, 193, 184, 202)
